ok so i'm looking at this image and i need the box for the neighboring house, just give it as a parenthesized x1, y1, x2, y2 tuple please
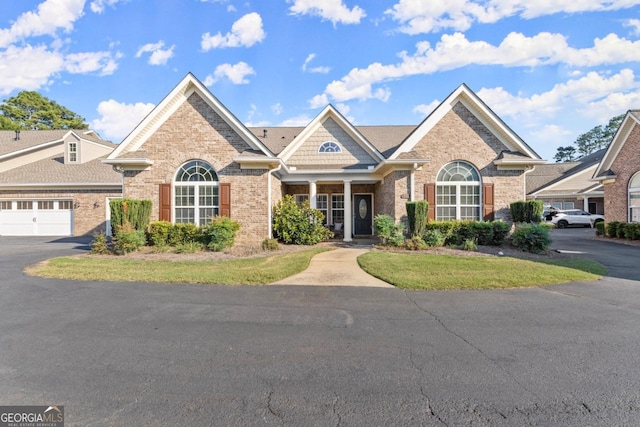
(0, 129, 122, 236)
(593, 110, 640, 223)
(103, 73, 545, 243)
(527, 149, 606, 214)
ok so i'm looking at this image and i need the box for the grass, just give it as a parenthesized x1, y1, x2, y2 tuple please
(26, 248, 329, 285)
(357, 252, 607, 290)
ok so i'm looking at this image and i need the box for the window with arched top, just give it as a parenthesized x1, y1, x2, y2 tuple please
(436, 161, 481, 220)
(174, 160, 219, 225)
(629, 171, 640, 222)
(318, 141, 342, 153)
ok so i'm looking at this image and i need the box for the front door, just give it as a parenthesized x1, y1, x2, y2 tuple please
(353, 194, 372, 236)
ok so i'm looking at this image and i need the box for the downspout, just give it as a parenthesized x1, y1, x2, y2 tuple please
(267, 164, 281, 239)
(410, 162, 418, 201)
(523, 165, 536, 200)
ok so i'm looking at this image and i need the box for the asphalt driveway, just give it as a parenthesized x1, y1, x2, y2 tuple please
(1, 233, 640, 426)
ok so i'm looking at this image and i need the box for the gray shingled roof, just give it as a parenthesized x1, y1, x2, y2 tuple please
(526, 148, 606, 194)
(0, 129, 113, 157)
(0, 155, 121, 185)
(247, 125, 416, 158)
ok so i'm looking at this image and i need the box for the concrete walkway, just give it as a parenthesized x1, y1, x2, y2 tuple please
(271, 246, 394, 288)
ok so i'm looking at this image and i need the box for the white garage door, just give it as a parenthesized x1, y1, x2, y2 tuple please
(0, 200, 73, 236)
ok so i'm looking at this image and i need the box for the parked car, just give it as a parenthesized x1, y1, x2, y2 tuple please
(547, 209, 604, 228)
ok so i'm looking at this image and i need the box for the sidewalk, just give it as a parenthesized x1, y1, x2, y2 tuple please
(271, 245, 394, 288)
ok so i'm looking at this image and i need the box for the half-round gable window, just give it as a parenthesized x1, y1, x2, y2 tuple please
(436, 161, 481, 221)
(318, 141, 342, 153)
(174, 160, 219, 226)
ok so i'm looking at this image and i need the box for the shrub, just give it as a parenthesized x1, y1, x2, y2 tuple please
(623, 223, 640, 240)
(110, 199, 152, 233)
(373, 214, 405, 246)
(606, 221, 620, 238)
(404, 235, 427, 250)
(595, 221, 605, 236)
(616, 222, 627, 239)
(90, 232, 111, 255)
(511, 223, 551, 254)
(147, 221, 173, 246)
(461, 238, 478, 251)
(272, 195, 332, 245)
(168, 223, 201, 246)
(471, 222, 494, 246)
(202, 216, 241, 251)
(113, 222, 147, 255)
(174, 241, 205, 254)
(262, 238, 280, 251)
(423, 229, 446, 247)
(491, 221, 511, 246)
(406, 201, 429, 237)
(510, 200, 544, 223)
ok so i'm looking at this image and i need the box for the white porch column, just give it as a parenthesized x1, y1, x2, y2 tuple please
(583, 197, 589, 212)
(343, 180, 352, 242)
(309, 180, 317, 209)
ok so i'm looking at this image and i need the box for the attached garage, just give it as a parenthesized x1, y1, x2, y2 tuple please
(0, 200, 73, 236)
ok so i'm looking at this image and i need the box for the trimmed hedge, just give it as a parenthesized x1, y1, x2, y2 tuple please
(423, 220, 510, 247)
(110, 199, 152, 234)
(145, 218, 241, 252)
(406, 200, 428, 237)
(512, 223, 552, 254)
(510, 200, 544, 223)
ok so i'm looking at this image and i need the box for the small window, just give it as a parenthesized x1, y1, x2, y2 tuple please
(331, 194, 345, 225)
(318, 141, 341, 153)
(38, 201, 54, 210)
(294, 194, 309, 206)
(69, 142, 77, 162)
(317, 194, 328, 225)
(17, 201, 33, 210)
(59, 200, 73, 210)
(0, 201, 11, 210)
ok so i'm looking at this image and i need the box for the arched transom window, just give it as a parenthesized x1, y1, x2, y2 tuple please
(318, 141, 342, 153)
(629, 171, 640, 222)
(174, 160, 219, 226)
(436, 161, 481, 220)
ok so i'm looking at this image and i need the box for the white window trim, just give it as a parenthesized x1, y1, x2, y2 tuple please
(173, 160, 220, 226)
(436, 162, 482, 221)
(318, 141, 342, 153)
(629, 171, 640, 222)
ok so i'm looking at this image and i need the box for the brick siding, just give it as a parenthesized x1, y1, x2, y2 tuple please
(604, 123, 640, 222)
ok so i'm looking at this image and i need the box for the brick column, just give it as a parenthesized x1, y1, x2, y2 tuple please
(344, 180, 352, 242)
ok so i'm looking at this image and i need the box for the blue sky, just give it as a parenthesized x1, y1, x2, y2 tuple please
(2, 0, 640, 161)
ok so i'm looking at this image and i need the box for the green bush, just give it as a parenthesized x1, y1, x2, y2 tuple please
(113, 222, 147, 255)
(272, 195, 332, 245)
(510, 200, 544, 223)
(406, 200, 429, 237)
(470, 222, 494, 246)
(404, 236, 428, 250)
(423, 229, 446, 247)
(491, 221, 511, 246)
(461, 238, 478, 251)
(109, 199, 152, 233)
(623, 223, 640, 240)
(147, 221, 173, 246)
(606, 221, 620, 238)
(90, 232, 111, 255)
(261, 238, 280, 251)
(174, 241, 205, 254)
(511, 223, 552, 254)
(616, 222, 627, 238)
(168, 223, 201, 246)
(373, 214, 405, 246)
(595, 221, 605, 236)
(202, 216, 241, 251)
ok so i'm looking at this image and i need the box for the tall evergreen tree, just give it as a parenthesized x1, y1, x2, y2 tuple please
(0, 91, 88, 130)
(554, 114, 624, 162)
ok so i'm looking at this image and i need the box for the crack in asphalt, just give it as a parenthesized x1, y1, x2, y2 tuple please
(403, 290, 541, 401)
(331, 393, 342, 427)
(264, 389, 284, 424)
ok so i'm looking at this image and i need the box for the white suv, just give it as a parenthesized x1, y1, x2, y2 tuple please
(549, 209, 604, 228)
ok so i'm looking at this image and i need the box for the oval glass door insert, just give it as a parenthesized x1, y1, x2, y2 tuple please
(359, 199, 367, 219)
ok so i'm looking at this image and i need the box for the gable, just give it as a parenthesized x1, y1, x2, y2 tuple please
(286, 117, 378, 169)
(593, 110, 640, 180)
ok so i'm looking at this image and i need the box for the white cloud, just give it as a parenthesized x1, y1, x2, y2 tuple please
(0, 45, 63, 95)
(413, 100, 440, 117)
(90, 0, 128, 14)
(0, 0, 85, 48)
(288, 0, 366, 25)
(386, 0, 640, 34)
(478, 69, 638, 121)
(65, 51, 122, 75)
(271, 103, 283, 115)
(313, 31, 640, 103)
(203, 62, 256, 85)
(91, 99, 155, 141)
(302, 53, 331, 73)
(279, 114, 313, 126)
(624, 18, 640, 36)
(136, 41, 175, 65)
(201, 12, 265, 50)
(309, 93, 329, 108)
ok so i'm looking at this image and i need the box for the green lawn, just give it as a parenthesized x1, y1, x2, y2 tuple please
(358, 252, 606, 290)
(27, 248, 328, 285)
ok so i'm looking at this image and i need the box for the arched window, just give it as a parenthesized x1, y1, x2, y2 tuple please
(174, 160, 219, 226)
(318, 141, 342, 153)
(436, 161, 481, 220)
(629, 171, 640, 222)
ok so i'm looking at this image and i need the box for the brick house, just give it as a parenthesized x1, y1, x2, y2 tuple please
(103, 73, 545, 243)
(593, 110, 640, 223)
(0, 129, 122, 236)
